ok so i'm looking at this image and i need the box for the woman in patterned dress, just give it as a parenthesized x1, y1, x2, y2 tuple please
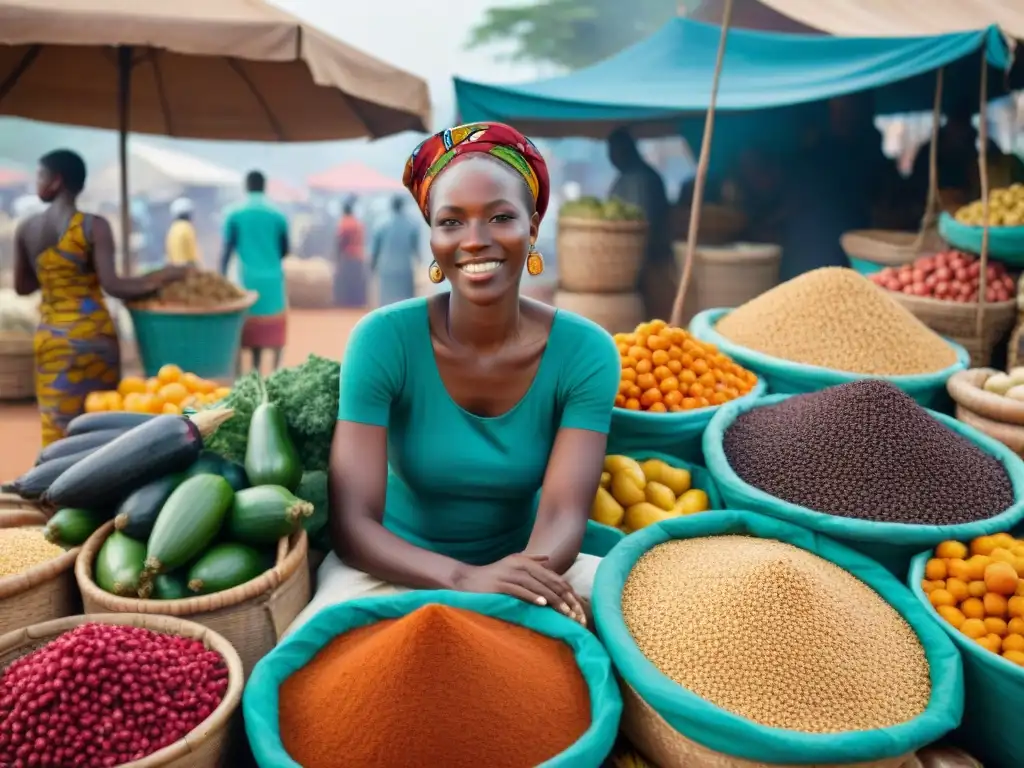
(14, 149, 185, 446)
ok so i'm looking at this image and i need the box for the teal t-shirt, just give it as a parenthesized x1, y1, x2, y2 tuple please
(337, 297, 621, 565)
(223, 193, 289, 316)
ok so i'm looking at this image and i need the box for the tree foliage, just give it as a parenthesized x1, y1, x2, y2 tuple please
(467, 0, 692, 72)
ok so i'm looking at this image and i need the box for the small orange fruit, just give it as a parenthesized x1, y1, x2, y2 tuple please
(985, 561, 1019, 596)
(156, 364, 182, 384)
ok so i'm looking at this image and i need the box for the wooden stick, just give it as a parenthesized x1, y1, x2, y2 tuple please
(977, 54, 991, 339)
(914, 67, 944, 250)
(670, 0, 734, 327)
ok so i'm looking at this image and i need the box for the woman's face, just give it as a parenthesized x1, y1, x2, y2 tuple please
(36, 164, 61, 203)
(429, 156, 539, 305)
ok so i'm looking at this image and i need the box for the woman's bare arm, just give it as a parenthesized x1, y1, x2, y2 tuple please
(328, 420, 468, 589)
(89, 216, 164, 300)
(13, 225, 40, 296)
(524, 427, 607, 575)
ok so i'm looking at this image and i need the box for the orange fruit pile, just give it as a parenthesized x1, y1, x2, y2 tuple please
(84, 364, 231, 416)
(923, 534, 1024, 665)
(614, 320, 758, 412)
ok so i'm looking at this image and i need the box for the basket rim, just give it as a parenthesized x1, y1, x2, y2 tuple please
(558, 216, 648, 231)
(947, 368, 1024, 426)
(128, 290, 258, 316)
(0, 612, 244, 768)
(75, 520, 308, 615)
(889, 290, 1017, 315)
(0, 517, 79, 600)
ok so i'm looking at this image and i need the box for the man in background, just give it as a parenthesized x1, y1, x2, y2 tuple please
(165, 197, 200, 267)
(371, 195, 421, 306)
(334, 198, 367, 308)
(221, 170, 290, 374)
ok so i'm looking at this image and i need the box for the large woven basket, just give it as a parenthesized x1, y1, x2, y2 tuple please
(947, 368, 1024, 454)
(0, 331, 34, 400)
(77, 522, 311, 679)
(0, 613, 243, 767)
(557, 217, 648, 293)
(0, 510, 80, 637)
(840, 229, 944, 268)
(672, 203, 747, 246)
(888, 292, 1017, 368)
(554, 290, 645, 334)
(674, 242, 781, 318)
(0, 493, 48, 522)
(621, 683, 914, 768)
(284, 256, 334, 309)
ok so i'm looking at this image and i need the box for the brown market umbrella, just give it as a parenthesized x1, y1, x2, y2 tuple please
(0, 0, 432, 262)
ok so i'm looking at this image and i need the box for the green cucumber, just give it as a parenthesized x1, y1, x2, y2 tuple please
(114, 473, 184, 540)
(185, 450, 250, 492)
(44, 508, 106, 546)
(186, 543, 267, 595)
(244, 376, 302, 491)
(144, 474, 234, 575)
(296, 471, 328, 542)
(225, 485, 314, 546)
(151, 571, 190, 600)
(95, 531, 148, 597)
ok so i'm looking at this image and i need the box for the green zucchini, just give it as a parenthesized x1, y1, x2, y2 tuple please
(150, 571, 190, 600)
(44, 507, 106, 546)
(186, 543, 267, 595)
(114, 473, 184, 540)
(244, 376, 302, 491)
(95, 531, 148, 597)
(225, 485, 314, 546)
(144, 474, 234, 574)
(296, 471, 328, 541)
(185, 450, 250, 492)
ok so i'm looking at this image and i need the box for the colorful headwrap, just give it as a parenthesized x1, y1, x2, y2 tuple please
(402, 122, 550, 223)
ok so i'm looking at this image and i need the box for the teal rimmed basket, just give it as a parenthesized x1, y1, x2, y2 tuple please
(940, 212, 1024, 265)
(703, 393, 1024, 577)
(244, 590, 622, 767)
(128, 292, 257, 381)
(592, 510, 963, 768)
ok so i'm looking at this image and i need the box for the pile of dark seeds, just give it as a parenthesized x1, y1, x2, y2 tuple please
(722, 380, 1015, 525)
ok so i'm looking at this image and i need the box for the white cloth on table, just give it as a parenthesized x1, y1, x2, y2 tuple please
(285, 552, 601, 637)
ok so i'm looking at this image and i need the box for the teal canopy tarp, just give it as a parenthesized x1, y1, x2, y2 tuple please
(454, 20, 1013, 138)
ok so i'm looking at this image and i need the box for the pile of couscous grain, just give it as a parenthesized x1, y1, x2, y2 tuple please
(0, 528, 65, 577)
(714, 267, 958, 375)
(621, 535, 931, 733)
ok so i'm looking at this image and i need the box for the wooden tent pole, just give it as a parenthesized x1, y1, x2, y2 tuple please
(913, 67, 944, 250)
(670, 0, 734, 327)
(976, 53, 990, 339)
(117, 46, 133, 276)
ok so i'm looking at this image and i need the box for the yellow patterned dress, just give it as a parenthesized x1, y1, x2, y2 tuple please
(34, 213, 121, 446)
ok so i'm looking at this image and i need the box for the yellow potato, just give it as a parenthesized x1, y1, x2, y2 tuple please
(644, 481, 677, 512)
(640, 459, 691, 496)
(591, 487, 625, 528)
(611, 470, 646, 507)
(600, 472, 611, 490)
(624, 502, 680, 532)
(674, 488, 710, 516)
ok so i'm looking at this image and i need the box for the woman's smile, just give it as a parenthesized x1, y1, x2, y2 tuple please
(457, 259, 505, 279)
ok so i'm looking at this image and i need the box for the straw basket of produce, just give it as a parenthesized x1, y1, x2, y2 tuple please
(940, 184, 1024, 264)
(557, 197, 647, 293)
(840, 229, 944, 276)
(674, 242, 781, 316)
(283, 255, 334, 309)
(671, 202, 746, 246)
(0, 510, 80, 637)
(0, 330, 34, 400)
(868, 250, 1017, 367)
(128, 271, 258, 381)
(0, 492, 48, 521)
(947, 367, 1024, 454)
(0, 613, 243, 767)
(78, 511, 311, 679)
(592, 510, 963, 768)
(555, 290, 645, 334)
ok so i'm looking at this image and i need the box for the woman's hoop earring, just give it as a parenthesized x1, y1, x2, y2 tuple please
(428, 261, 445, 284)
(526, 246, 545, 277)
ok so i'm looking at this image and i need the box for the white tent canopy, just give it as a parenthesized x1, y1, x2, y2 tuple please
(83, 142, 242, 205)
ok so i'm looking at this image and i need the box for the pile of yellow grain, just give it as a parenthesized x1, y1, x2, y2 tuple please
(0, 528, 65, 577)
(715, 268, 958, 375)
(622, 535, 931, 732)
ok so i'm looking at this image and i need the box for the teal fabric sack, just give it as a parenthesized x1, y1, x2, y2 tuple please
(909, 551, 1024, 767)
(592, 509, 964, 765)
(940, 212, 1024, 265)
(689, 308, 969, 410)
(244, 590, 623, 768)
(704, 393, 1024, 576)
(607, 378, 766, 465)
(582, 451, 724, 557)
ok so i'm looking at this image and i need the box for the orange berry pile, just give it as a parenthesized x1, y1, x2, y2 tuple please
(84, 364, 231, 416)
(923, 533, 1024, 665)
(614, 320, 758, 412)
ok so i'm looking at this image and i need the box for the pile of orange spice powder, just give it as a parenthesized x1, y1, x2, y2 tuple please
(279, 604, 592, 767)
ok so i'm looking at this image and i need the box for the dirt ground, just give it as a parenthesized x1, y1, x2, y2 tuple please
(0, 308, 365, 479)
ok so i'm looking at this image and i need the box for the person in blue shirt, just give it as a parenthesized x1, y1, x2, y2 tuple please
(370, 195, 422, 306)
(221, 170, 290, 373)
(287, 123, 621, 634)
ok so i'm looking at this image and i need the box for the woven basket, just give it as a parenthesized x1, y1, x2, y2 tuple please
(557, 217, 648, 293)
(672, 203, 748, 246)
(674, 242, 782, 317)
(77, 522, 311, 679)
(0, 613, 243, 767)
(840, 230, 944, 268)
(947, 368, 1024, 454)
(284, 257, 334, 309)
(888, 292, 1017, 368)
(0, 493, 48, 522)
(554, 290, 646, 334)
(0, 331, 34, 400)
(622, 682, 914, 768)
(0, 512, 80, 637)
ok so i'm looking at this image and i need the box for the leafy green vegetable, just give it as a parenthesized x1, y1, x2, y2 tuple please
(203, 355, 340, 471)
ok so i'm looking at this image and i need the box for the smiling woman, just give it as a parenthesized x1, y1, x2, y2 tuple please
(286, 122, 621, 635)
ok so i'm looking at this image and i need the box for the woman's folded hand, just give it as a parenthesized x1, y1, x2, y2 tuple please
(453, 554, 586, 625)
